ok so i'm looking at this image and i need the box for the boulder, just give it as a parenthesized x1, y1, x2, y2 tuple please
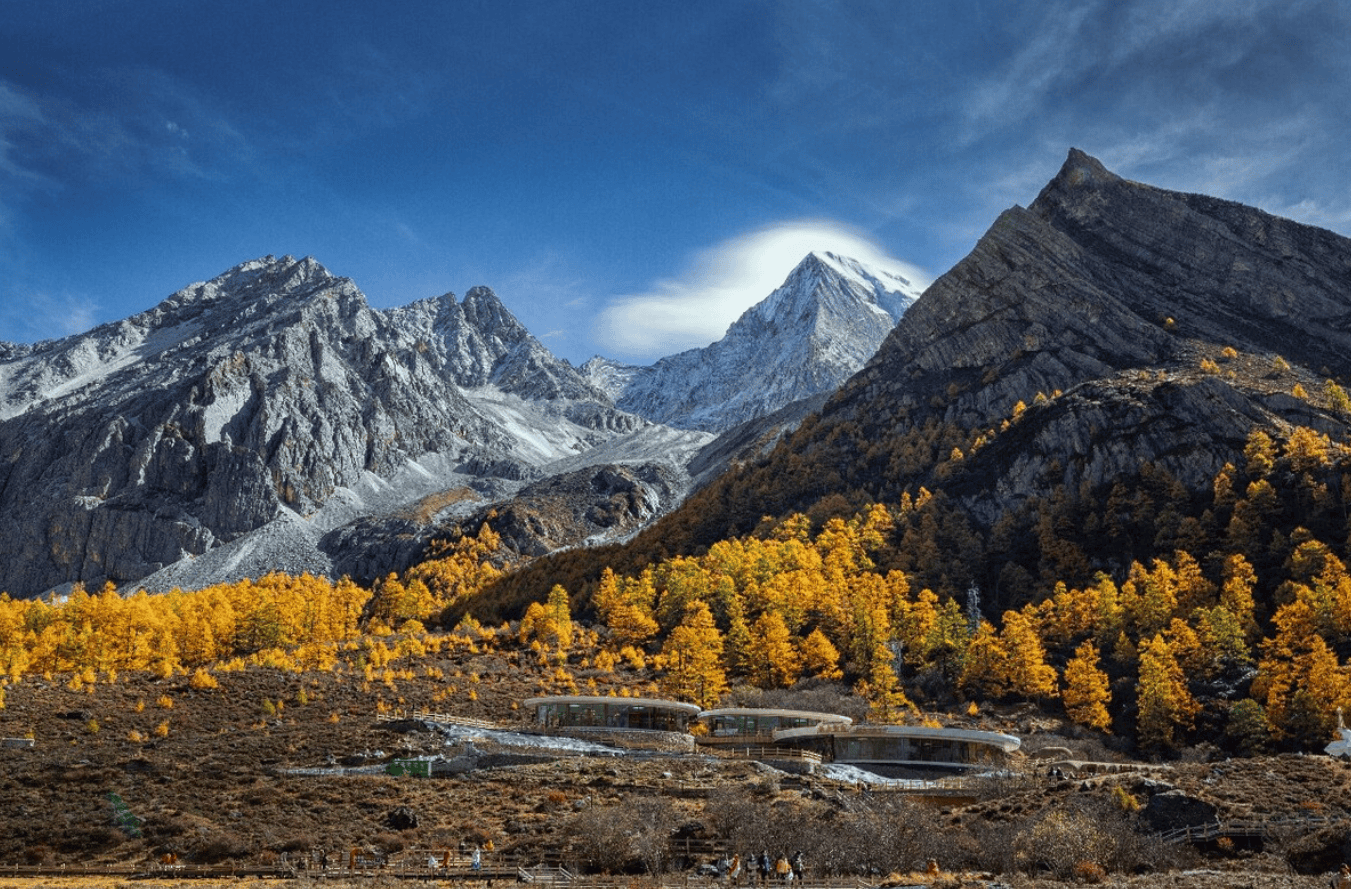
(1141, 790, 1217, 834)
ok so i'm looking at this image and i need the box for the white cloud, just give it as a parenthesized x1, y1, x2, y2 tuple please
(594, 220, 931, 361)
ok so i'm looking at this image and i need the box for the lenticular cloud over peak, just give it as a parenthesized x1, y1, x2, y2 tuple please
(594, 220, 931, 362)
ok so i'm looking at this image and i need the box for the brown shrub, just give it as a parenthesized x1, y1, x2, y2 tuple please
(1072, 860, 1107, 883)
(189, 829, 251, 863)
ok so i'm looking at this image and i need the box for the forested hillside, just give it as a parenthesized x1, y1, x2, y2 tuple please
(4, 421, 1350, 756)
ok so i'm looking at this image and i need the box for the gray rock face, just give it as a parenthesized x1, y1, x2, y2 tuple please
(879, 149, 1351, 393)
(460, 462, 685, 559)
(686, 392, 830, 488)
(824, 148, 1351, 514)
(584, 251, 923, 432)
(384, 286, 610, 402)
(313, 461, 686, 585)
(0, 256, 646, 597)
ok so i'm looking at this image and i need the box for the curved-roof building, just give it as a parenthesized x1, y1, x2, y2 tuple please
(516, 695, 1020, 774)
(774, 723, 1021, 776)
(696, 707, 853, 744)
(523, 695, 702, 731)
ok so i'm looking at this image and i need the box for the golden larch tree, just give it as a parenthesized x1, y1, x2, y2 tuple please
(1136, 634, 1199, 751)
(1061, 641, 1111, 732)
(595, 568, 658, 649)
(1255, 601, 1351, 743)
(958, 620, 1006, 700)
(999, 610, 1058, 701)
(856, 641, 913, 723)
(1220, 553, 1260, 642)
(520, 585, 573, 663)
(747, 611, 801, 688)
(659, 601, 727, 709)
(798, 628, 843, 680)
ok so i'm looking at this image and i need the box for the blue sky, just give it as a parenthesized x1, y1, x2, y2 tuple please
(2, 1, 1349, 365)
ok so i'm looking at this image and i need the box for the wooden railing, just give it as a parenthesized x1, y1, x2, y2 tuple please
(377, 708, 503, 730)
(0, 856, 918, 886)
(1157, 812, 1351, 844)
(0, 862, 297, 879)
(715, 745, 823, 765)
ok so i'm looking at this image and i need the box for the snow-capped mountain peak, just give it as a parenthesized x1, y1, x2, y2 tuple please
(588, 251, 925, 432)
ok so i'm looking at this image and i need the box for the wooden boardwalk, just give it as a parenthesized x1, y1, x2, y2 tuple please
(1158, 812, 1351, 844)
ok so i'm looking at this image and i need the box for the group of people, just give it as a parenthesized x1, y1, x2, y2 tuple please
(718, 850, 804, 884)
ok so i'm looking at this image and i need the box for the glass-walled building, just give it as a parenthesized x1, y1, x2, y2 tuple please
(696, 708, 853, 745)
(774, 724, 1021, 775)
(523, 695, 702, 733)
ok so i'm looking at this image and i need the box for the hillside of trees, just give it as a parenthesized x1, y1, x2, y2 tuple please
(3, 421, 1351, 759)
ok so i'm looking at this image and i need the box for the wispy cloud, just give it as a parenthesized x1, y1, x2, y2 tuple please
(0, 291, 99, 343)
(393, 220, 427, 249)
(1257, 197, 1351, 233)
(946, 0, 1351, 239)
(0, 81, 48, 186)
(0, 69, 254, 344)
(959, 4, 1096, 143)
(498, 251, 591, 307)
(594, 220, 931, 362)
(958, 0, 1273, 141)
(0, 68, 250, 197)
(0, 80, 64, 240)
(339, 48, 430, 124)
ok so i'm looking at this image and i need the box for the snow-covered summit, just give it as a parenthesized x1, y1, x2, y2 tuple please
(381, 284, 610, 402)
(588, 251, 924, 432)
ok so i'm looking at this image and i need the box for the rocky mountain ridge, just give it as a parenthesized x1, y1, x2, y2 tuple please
(844, 148, 1351, 503)
(0, 245, 914, 598)
(583, 250, 922, 432)
(0, 256, 698, 597)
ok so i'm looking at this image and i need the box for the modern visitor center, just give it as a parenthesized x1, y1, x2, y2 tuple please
(521, 695, 704, 752)
(522, 695, 1020, 775)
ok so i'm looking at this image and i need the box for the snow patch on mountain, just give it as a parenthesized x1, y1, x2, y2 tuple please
(585, 251, 924, 432)
(578, 356, 641, 402)
(540, 424, 715, 478)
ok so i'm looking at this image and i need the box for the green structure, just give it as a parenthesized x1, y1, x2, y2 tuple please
(386, 758, 433, 778)
(108, 792, 143, 838)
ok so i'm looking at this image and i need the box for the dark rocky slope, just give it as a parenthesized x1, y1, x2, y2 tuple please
(828, 148, 1350, 509)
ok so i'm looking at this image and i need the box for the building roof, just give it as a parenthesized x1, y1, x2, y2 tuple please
(774, 723, 1021, 752)
(521, 695, 703, 714)
(698, 707, 854, 725)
